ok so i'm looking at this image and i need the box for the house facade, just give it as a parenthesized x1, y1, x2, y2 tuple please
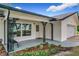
(0, 4, 79, 52)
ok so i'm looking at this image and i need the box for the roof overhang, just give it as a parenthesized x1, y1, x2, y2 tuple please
(59, 12, 77, 20)
(49, 18, 57, 21)
(0, 4, 57, 21)
(50, 12, 77, 21)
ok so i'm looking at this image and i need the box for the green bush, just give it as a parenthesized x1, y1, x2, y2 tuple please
(14, 50, 49, 56)
(50, 48, 59, 54)
(48, 44, 60, 55)
(77, 26, 79, 32)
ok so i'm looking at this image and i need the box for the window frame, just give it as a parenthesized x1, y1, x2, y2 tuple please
(22, 23, 31, 36)
(13, 23, 21, 37)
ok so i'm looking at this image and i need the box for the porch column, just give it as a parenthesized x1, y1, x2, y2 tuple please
(7, 10, 14, 53)
(4, 20, 6, 45)
(7, 10, 16, 53)
(41, 22, 47, 43)
(50, 23, 53, 40)
(7, 10, 11, 53)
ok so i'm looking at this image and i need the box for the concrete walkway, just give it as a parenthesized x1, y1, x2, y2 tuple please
(61, 35, 79, 47)
(54, 51, 72, 56)
(61, 40, 79, 47)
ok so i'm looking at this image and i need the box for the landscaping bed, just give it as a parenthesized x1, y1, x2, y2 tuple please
(12, 43, 72, 56)
(0, 43, 6, 56)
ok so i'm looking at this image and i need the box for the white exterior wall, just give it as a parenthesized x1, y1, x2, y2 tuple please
(46, 23, 51, 39)
(53, 21, 61, 42)
(35, 22, 43, 38)
(0, 18, 4, 44)
(1, 9, 78, 43)
(61, 14, 78, 41)
(0, 10, 52, 43)
(14, 20, 52, 42)
(8, 10, 52, 42)
(1, 10, 50, 43)
(35, 22, 52, 39)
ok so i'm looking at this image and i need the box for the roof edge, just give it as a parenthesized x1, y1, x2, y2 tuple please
(0, 4, 52, 18)
(59, 12, 77, 20)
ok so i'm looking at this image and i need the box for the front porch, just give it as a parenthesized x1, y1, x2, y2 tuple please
(13, 39, 61, 52)
(13, 35, 79, 52)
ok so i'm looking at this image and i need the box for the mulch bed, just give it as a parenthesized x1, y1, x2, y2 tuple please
(59, 47, 73, 51)
(0, 44, 7, 56)
(13, 43, 73, 55)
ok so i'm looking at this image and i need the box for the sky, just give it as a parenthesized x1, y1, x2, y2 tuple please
(10, 3, 79, 17)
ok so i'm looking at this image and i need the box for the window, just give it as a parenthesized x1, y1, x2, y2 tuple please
(13, 23, 31, 37)
(22, 24, 31, 36)
(36, 25, 39, 32)
(13, 23, 21, 37)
